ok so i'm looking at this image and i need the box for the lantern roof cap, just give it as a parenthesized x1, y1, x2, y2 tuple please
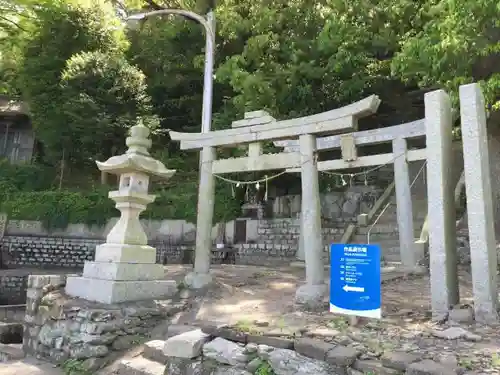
(96, 120, 176, 179)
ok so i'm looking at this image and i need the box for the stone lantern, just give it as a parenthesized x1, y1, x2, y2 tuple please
(65, 121, 177, 304)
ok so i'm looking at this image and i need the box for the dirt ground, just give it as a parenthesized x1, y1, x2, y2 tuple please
(167, 265, 500, 373)
(1, 264, 499, 374)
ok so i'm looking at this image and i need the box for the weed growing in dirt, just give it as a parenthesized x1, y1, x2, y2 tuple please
(254, 360, 276, 375)
(62, 359, 91, 375)
(326, 316, 349, 330)
(235, 319, 260, 334)
(491, 353, 500, 368)
(458, 357, 474, 370)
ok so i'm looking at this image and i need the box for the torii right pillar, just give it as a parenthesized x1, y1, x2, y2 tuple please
(459, 83, 498, 323)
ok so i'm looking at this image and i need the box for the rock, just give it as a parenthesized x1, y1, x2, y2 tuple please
(449, 307, 474, 324)
(70, 344, 109, 359)
(435, 353, 459, 368)
(432, 327, 482, 342)
(166, 324, 198, 339)
(381, 351, 422, 370)
(243, 343, 258, 354)
(294, 284, 327, 311)
(81, 357, 109, 372)
(200, 321, 229, 336)
(38, 325, 63, 347)
(165, 357, 199, 375)
(215, 327, 248, 344)
(76, 333, 117, 346)
(257, 344, 275, 360)
(305, 327, 340, 338)
(203, 337, 248, 366)
(325, 345, 360, 367)
(267, 348, 337, 375)
(143, 340, 167, 364)
(48, 349, 68, 364)
(112, 335, 143, 350)
(254, 320, 269, 327)
(294, 338, 335, 361)
(406, 359, 458, 375)
(213, 367, 252, 375)
(119, 357, 165, 375)
(352, 359, 402, 375)
(247, 335, 294, 349)
(246, 358, 263, 373)
(163, 329, 210, 359)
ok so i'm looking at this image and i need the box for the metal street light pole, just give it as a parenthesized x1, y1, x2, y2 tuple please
(126, 9, 215, 134)
(126, 9, 217, 288)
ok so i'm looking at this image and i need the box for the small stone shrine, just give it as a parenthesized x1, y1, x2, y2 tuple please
(65, 121, 177, 303)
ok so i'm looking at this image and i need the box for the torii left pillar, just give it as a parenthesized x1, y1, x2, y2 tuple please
(295, 134, 327, 309)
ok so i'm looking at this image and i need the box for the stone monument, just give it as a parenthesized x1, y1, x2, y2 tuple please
(65, 121, 177, 303)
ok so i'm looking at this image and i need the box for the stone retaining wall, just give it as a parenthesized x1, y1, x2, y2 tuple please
(1, 236, 190, 268)
(22, 274, 187, 367)
(119, 322, 464, 375)
(0, 304, 25, 323)
(0, 274, 27, 304)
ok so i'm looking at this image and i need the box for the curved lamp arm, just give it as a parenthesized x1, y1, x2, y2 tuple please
(126, 9, 214, 39)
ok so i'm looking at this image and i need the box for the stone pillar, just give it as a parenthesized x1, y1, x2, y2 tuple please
(459, 83, 498, 323)
(295, 134, 326, 308)
(185, 146, 216, 289)
(297, 217, 305, 261)
(424, 90, 459, 320)
(392, 137, 416, 266)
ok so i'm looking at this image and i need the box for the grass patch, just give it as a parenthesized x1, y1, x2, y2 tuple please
(62, 359, 92, 375)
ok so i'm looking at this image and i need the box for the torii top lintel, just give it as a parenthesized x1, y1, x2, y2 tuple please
(168, 95, 381, 150)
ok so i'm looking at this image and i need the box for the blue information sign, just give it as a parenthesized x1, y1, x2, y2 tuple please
(330, 243, 381, 319)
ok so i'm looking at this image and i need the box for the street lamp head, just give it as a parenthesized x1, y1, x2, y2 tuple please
(125, 13, 148, 30)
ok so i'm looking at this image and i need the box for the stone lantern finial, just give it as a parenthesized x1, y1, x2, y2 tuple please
(65, 119, 177, 304)
(126, 120, 152, 156)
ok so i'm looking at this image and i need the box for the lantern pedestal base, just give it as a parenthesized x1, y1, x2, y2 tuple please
(65, 276, 177, 304)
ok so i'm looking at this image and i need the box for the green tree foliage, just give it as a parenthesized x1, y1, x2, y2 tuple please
(392, 0, 500, 109)
(214, 0, 419, 119)
(59, 51, 158, 165)
(1, 0, 498, 226)
(17, 0, 130, 164)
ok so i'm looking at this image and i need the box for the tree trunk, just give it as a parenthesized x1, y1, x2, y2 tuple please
(58, 149, 65, 190)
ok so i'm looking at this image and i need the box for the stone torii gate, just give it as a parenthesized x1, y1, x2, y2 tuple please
(174, 83, 498, 322)
(275, 119, 428, 267)
(169, 95, 381, 307)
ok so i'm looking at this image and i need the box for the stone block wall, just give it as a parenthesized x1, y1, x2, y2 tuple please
(1, 236, 99, 269)
(0, 274, 27, 304)
(233, 219, 343, 265)
(22, 274, 187, 368)
(0, 235, 192, 269)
